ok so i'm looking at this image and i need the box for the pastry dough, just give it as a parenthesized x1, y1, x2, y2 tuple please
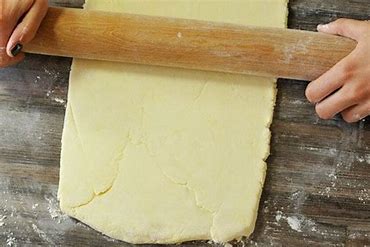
(58, 0, 288, 244)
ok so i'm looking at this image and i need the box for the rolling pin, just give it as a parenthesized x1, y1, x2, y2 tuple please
(25, 7, 357, 81)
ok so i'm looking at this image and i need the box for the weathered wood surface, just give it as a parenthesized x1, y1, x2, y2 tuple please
(0, 0, 369, 246)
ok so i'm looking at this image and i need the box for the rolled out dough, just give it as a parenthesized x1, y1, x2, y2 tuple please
(58, 0, 288, 244)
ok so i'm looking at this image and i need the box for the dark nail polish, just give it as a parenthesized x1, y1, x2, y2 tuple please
(11, 43, 23, 57)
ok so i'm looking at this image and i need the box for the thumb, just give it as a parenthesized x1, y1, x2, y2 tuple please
(317, 18, 368, 41)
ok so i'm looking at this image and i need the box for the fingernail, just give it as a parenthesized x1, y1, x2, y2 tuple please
(11, 43, 23, 57)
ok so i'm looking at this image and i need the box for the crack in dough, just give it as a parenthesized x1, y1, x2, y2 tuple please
(153, 159, 215, 215)
(74, 131, 216, 222)
(72, 141, 130, 209)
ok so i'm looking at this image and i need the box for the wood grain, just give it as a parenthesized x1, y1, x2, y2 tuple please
(25, 7, 356, 81)
(0, 0, 369, 246)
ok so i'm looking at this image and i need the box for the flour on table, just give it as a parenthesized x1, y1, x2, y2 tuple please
(45, 195, 68, 223)
(32, 224, 55, 245)
(286, 216, 302, 232)
(6, 232, 15, 247)
(0, 215, 6, 227)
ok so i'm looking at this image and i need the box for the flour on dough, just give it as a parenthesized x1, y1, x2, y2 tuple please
(58, 0, 288, 244)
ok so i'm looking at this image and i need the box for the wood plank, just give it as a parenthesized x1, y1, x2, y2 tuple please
(0, 0, 369, 246)
(289, 0, 370, 31)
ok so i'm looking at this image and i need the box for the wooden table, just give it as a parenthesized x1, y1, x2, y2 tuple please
(0, 0, 369, 246)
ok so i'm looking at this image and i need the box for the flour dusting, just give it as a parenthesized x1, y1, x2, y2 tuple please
(274, 211, 319, 235)
(6, 232, 15, 246)
(32, 223, 55, 245)
(46, 89, 67, 106)
(43, 66, 67, 107)
(290, 99, 306, 105)
(53, 98, 66, 104)
(299, 146, 337, 157)
(356, 155, 365, 163)
(34, 75, 41, 84)
(275, 210, 283, 222)
(358, 189, 369, 204)
(287, 216, 302, 232)
(45, 195, 68, 223)
(364, 154, 370, 165)
(0, 215, 6, 227)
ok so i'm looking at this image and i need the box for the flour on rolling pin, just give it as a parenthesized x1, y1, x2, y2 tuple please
(282, 36, 312, 64)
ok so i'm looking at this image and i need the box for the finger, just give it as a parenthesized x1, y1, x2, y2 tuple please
(341, 103, 370, 123)
(6, 0, 48, 57)
(6, 53, 25, 67)
(317, 18, 369, 41)
(305, 55, 354, 103)
(315, 87, 357, 120)
(0, 52, 25, 68)
(0, 0, 34, 45)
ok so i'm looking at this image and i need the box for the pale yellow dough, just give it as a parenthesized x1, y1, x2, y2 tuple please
(58, 0, 288, 244)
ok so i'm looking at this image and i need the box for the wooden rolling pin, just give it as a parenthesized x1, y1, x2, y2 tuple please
(25, 7, 357, 81)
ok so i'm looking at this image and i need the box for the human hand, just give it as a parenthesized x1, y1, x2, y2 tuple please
(0, 0, 48, 68)
(305, 19, 370, 123)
